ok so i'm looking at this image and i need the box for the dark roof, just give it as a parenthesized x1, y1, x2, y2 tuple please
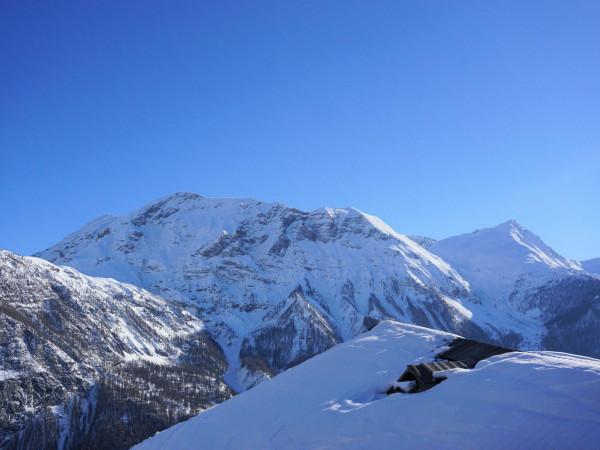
(436, 337, 513, 368)
(388, 338, 516, 394)
(393, 361, 470, 393)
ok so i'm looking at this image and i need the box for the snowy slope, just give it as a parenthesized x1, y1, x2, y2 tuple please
(37, 193, 497, 389)
(0, 250, 231, 449)
(134, 321, 600, 450)
(582, 257, 600, 276)
(430, 220, 582, 304)
(0, 249, 207, 365)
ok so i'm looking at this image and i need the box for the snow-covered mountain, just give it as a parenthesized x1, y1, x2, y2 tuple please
(429, 220, 582, 305)
(0, 250, 231, 450)
(8, 193, 600, 449)
(35, 194, 600, 390)
(133, 321, 600, 450)
(36, 193, 498, 390)
(429, 220, 600, 356)
(582, 257, 600, 276)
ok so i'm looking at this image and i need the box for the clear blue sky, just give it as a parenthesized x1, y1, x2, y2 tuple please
(1, 1, 599, 260)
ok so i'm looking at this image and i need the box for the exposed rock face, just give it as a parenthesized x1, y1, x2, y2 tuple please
(537, 277, 600, 358)
(239, 286, 339, 376)
(0, 250, 232, 450)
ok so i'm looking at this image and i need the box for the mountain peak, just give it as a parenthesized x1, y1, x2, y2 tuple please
(429, 220, 581, 302)
(493, 219, 523, 231)
(140, 191, 205, 209)
(164, 191, 204, 200)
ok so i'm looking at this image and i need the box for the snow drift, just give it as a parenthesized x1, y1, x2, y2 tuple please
(134, 321, 600, 450)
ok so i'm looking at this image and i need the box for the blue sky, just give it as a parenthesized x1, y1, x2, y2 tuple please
(1, 1, 599, 259)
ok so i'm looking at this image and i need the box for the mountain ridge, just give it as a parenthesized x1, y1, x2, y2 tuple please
(35, 192, 600, 374)
(5, 192, 600, 449)
(34, 193, 495, 390)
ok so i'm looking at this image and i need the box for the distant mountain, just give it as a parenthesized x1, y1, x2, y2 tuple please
(582, 257, 600, 276)
(133, 321, 600, 450)
(430, 220, 582, 303)
(36, 194, 600, 393)
(35, 193, 497, 390)
(429, 220, 600, 356)
(0, 250, 231, 450)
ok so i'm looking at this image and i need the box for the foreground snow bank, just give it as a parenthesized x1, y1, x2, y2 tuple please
(134, 321, 600, 450)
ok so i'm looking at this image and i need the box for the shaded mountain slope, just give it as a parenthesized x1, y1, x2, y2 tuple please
(0, 250, 231, 450)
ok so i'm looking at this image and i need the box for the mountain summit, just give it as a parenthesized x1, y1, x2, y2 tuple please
(430, 220, 581, 303)
(429, 220, 600, 357)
